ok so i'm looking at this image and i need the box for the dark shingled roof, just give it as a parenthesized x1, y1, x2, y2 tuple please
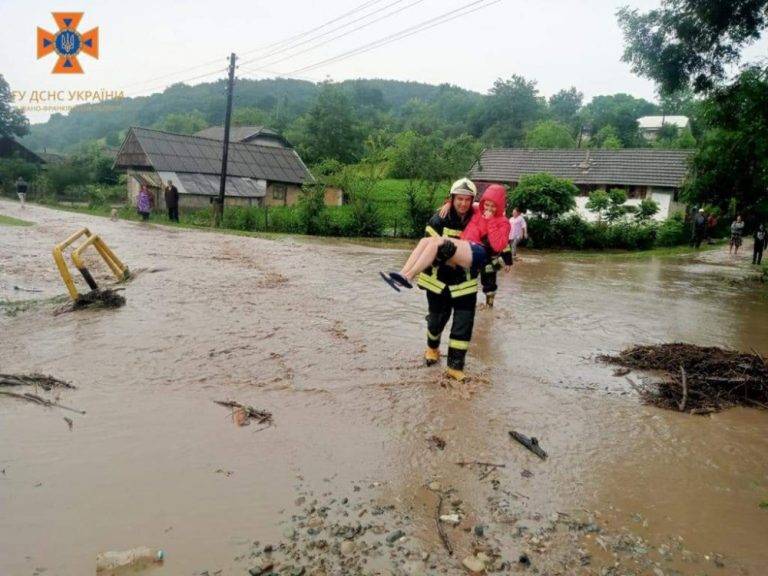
(469, 149, 693, 188)
(114, 127, 311, 185)
(194, 125, 288, 145)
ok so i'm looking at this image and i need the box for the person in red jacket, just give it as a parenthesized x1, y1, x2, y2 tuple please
(382, 184, 511, 290)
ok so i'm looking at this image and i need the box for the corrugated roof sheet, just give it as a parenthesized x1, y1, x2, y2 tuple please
(469, 148, 692, 188)
(114, 127, 312, 185)
(176, 172, 266, 198)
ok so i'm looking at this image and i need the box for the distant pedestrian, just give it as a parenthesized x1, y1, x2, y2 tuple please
(15, 176, 28, 209)
(705, 212, 718, 244)
(691, 208, 706, 248)
(137, 184, 153, 222)
(753, 224, 767, 265)
(729, 215, 745, 255)
(164, 180, 179, 222)
(508, 207, 527, 261)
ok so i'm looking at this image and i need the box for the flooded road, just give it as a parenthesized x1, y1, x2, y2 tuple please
(2, 199, 767, 575)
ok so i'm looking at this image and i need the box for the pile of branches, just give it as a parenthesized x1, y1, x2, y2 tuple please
(599, 343, 768, 414)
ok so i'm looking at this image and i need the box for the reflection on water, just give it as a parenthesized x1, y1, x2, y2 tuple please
(1, 200, 767, 574)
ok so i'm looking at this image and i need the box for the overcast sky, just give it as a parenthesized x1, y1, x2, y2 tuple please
(2, 0, 766, 124)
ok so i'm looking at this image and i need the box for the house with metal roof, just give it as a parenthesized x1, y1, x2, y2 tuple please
(469, 148, 693, 221)
(194, 125, 291, 148)
(113, 127, 315, 209)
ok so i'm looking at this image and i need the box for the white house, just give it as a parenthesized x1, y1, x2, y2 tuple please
(637, 116, 690, 140)
(469, 148, 693, 222)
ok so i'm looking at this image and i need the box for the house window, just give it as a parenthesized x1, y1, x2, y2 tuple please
(272, 184, 287, 201)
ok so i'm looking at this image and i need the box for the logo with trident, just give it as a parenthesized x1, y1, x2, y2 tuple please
(37, 12, 99, 74)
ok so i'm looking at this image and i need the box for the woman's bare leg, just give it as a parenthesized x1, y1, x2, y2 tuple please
(400, 237, 433, 274)
(401, 238, 474, 281)
(400, 237, 442, 280)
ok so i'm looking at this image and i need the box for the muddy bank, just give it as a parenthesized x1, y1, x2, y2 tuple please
(1, 200, 768, 575)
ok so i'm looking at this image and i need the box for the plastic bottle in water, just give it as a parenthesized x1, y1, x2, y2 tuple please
(96, 547, 164, 572)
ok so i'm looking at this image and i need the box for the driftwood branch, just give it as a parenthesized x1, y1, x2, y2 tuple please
(435, 492, 453, 556)
(0, 374, 75, 390)
(678, 365, 688, 412)
(0, 390, 85, 414)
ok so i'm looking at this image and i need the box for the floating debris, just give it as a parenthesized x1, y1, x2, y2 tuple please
(599, 343, 768, 413)
(73, 289, 126, 310)
(0, 373, 75, 390)
(214, 400, 273, 429)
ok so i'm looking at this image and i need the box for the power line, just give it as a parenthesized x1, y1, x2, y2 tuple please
(119, 0, 389, 95)
(237, 0, 387, 59)
(238, 0, 425, 69)
(127, 66, 229, 98)
(235, 65, 320, 83)
(289, 0, 501, 75)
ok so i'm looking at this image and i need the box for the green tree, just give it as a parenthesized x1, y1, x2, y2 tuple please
(684, 68, 768, 215)
(232, 107, 268, 127)
(388, 131, 443, 180)
(296, 182, 328, 235)
(0, 75, 29, 138)
(343, 175, 383, 237)
(548, 87, 583, 124)
(636, 198, 660, 221)
(651, 124, 697, 149)
(591, 125, 623, 149)
(303, 83, 361, 164)
(508, 173, 577, 219)
(617, 1, 768, 94)
(0, 158, 38, 195)
(156, 111, 208, 134)
(474, 76, 546, 146)
(585, 189, 610, 222)
(405, 180, 437, 237)
(524, 120, 576, 149)
(581, 94, 657, 146)
(441, 134, 482, 179)
(605, 188, 631, 223)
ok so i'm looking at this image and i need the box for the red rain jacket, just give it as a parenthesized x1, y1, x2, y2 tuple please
(460, 184, 511, 255)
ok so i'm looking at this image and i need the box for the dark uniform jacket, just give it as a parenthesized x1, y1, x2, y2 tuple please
(417, 208, 478, 299)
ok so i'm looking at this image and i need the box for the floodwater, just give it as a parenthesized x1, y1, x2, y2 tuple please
(1, 199, 767, 575)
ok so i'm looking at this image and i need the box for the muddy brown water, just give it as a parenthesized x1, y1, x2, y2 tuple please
(1, 199, 767, 575)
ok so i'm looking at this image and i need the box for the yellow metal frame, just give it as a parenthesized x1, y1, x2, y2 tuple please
(53, 228, 129, 300)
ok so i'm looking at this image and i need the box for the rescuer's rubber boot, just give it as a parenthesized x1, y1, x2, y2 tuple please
(485, 293, 495, 308)
(424, 347, 440, 366)
(445, 367, 466, 382)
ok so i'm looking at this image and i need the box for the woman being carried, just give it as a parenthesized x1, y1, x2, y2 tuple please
(382, 184, 511, 291)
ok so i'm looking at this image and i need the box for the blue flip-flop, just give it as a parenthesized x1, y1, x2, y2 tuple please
(380, 271, 401, 292)
(389, 272, 413, 289)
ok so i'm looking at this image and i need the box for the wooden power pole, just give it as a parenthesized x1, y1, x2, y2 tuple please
(215, 52, 237, 227)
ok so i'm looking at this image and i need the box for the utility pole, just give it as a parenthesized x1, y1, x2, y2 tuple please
(215, 52, 237, 227)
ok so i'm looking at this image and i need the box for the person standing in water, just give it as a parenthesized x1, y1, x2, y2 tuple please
(381, 181, 511, 380)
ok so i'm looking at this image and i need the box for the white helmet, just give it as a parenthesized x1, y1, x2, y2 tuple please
(449, 177, 477, 198)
